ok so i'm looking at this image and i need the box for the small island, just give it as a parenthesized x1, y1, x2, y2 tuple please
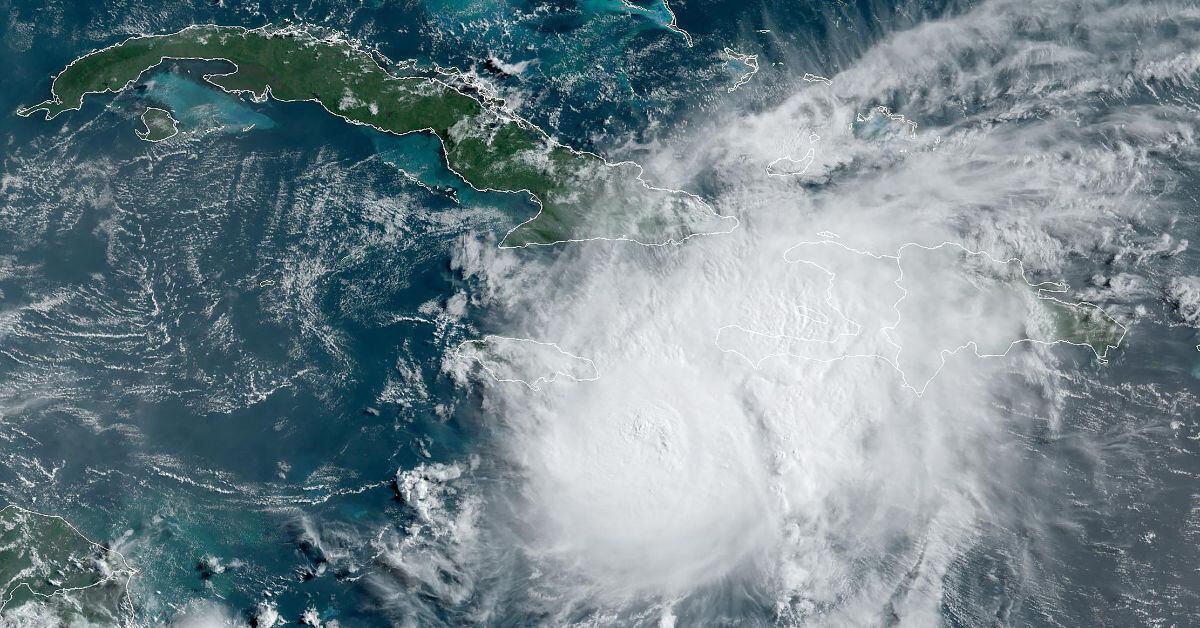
(20, 25, 734, 247)
(135, 106, 178, 141)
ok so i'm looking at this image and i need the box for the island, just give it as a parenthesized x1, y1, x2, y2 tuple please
(0, 505, 134, 624)
(1042, 294, 1126, 360)
(19, 25, 735, 247)
(135, 106, 178, 141)
(454, 335, 600, 390)
(716, 239, 1129, 395)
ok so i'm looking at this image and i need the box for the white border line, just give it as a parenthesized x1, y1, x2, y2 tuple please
(454, 335, 600, 391)
(16, 24, 736, 249)
(722, 47, 759, 93)
(134, 106, 179, 142)
(855, 105, 918, 139)
(618, 0, 694, 47)
(0, 504, 138, 616)
(766, 133, 820, 178)
(716, 238, 1128, 396)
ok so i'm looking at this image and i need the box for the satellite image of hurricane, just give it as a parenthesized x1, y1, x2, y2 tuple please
(1, 0, 1199, 625)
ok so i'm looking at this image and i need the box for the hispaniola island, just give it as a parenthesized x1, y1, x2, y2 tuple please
(2, 0, 1199, 625)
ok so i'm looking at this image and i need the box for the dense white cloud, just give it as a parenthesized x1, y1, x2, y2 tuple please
(439, 0, 1196, 622)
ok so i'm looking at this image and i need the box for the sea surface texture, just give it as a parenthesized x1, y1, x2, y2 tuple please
(2, 0, 1200, 625)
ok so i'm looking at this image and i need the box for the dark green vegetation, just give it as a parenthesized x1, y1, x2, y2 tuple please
(135, 107, 178, 141)
(21, 26, 727, 246)
(1043, 298, 1126, 360)
(0, 506, 133, 623)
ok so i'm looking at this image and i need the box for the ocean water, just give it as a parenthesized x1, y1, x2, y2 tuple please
(139, 69, 276, 136)
(3, 0, 1200, 625)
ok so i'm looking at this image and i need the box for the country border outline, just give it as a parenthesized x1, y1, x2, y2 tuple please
(15, 23, 738, 249)
(454, 335, 600, 391)
(134, 105, 179, 142)
(716, 236, 1128, 396)
(0, 504, 139, 616)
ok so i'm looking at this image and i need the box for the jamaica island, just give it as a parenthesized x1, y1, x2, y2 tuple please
(19, 25, 735, 247)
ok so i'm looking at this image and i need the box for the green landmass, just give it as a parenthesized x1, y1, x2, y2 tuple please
(951, 250, 1126, 361)
(1041, 297, 1126, 360)
(136, 107, 178, 141)
(20, 25, 731, 246)
(0, 505, 133, 624)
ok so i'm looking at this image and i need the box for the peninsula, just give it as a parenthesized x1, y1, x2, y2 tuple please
(20, 25, 734, 247)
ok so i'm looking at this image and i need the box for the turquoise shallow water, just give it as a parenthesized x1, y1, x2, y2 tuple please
(5, 0, 1200, 625)
(142, 70, 276, 135)
(4, 49, 498, 623)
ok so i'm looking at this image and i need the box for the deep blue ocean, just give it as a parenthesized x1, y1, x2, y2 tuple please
(5, 0, 1200, 625)
(2, 1, 861, 623)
